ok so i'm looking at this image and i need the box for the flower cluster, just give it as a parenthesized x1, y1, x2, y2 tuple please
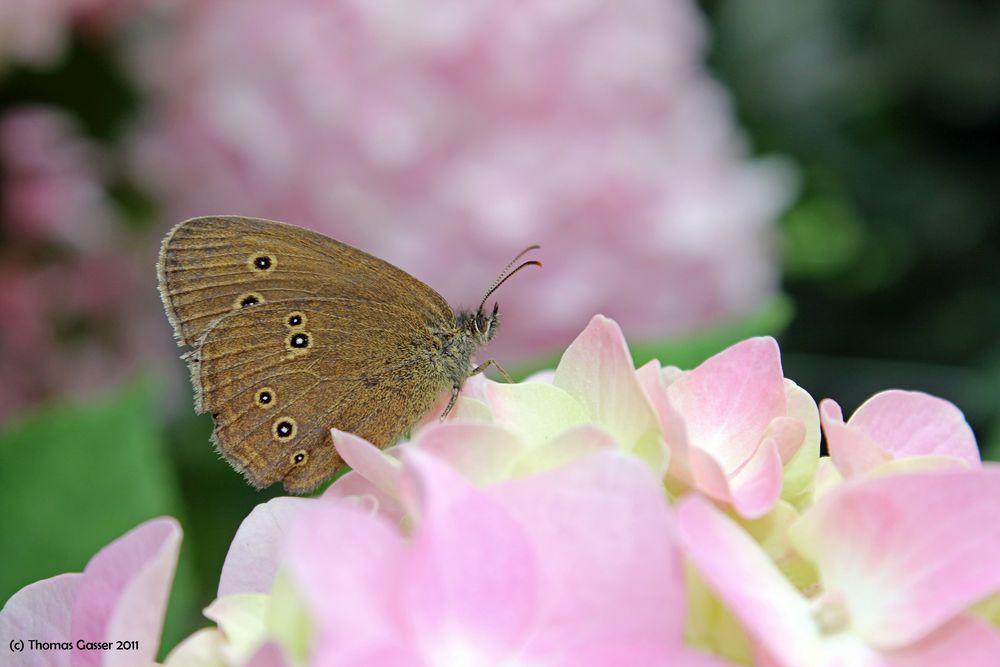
(3, 315, 998, 666)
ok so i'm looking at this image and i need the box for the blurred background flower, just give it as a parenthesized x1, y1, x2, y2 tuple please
(0, 107, 169, 421)
(129, 0, 791, 362)
(1, 0, 999, 656)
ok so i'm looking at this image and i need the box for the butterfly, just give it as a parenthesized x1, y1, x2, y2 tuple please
(158, 215, 539, 492)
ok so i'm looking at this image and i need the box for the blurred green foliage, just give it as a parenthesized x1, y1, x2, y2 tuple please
(0, 37, 137, 141)
(703, 0, 1000, 448)
(0, 382, 196, 656)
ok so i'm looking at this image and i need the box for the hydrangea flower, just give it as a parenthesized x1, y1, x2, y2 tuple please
(677, 468, 1000, 666)
(290, 449, 720, 666)
(639, 336, 819, 517)
(4, 316, 998, 665)
(820, 390, 980, 478)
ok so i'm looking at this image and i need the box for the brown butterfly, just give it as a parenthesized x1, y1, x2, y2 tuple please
(157, 216, 539, 493)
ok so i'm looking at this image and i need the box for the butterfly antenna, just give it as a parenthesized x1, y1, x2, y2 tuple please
(478, 246, 542, 312)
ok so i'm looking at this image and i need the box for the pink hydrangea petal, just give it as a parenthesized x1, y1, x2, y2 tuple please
(414, 422, 521, 484)
(543, 641, 737, 667)
(448, 396, 492, 422)
(313, 642, 423, 667)
(203, 595, 269, 664)
(764, 416, 806, 466)
(485, 381, 589, 441)
(0, 573, 82, 667)
(323, 470, 406, 524)
(821, 398, 891, 477)
(811, 457, 844, 503)
(457, 373, 491, 401)
(162, 628, 225, 667)
(871, 455, 970, 475)
(677, 496, 822, 666)
(398, 449, 539, 663)
(219, 497, 314, 597)
(680, 648, 746, 667)
(552, 315, 663, 461)
(668, 337, 786, 473)
(491, 451, 685, 653)
(286, 502, 406, 651)
(729, 437, 785, 519)
(791, 467, 1000, 648)
(517, 424, 617, 475)
(244, 642, 291, 667)
(688, 446, 733, 502)
(412, 373, 493, 429)
(331, 429, 402, 498)
(881, 615, 1000, 667)
(69, 517, 181, 667)
(523, 369, 556, 384)
(637, 359, 694, 485)
(849, 390, 980, 466)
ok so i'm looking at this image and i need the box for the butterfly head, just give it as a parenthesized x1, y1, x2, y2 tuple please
(460, 245, 541, 347)
(458, 302, 501, 345)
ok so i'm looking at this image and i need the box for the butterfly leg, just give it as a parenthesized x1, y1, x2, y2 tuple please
(441, 385, 460, 420)
(471, 359, 514, 383)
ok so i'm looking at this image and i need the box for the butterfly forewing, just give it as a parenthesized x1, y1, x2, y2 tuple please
(158, 216, 453, 347)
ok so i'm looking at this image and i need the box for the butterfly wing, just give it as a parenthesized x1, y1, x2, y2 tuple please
(192, 300, 450, 492)
(157, 215, 453, 347)
(157, 216, 458, 492)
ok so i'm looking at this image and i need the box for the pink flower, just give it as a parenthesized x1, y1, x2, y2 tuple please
(0, 517, 181, 667)
(0, 108, 116, 251)
(130, 0, 792, 362)
(677, 468, 1000, 666)
(287, 448, 719, 666)
(639, 337, 819, 518)
(820, 390, 980, 478)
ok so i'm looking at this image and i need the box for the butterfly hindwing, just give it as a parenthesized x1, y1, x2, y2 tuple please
(194, 300, 451, 492)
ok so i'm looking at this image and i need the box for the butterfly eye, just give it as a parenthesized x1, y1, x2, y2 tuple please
(292, 450, 308, 465)
(273, 417, 297, 440)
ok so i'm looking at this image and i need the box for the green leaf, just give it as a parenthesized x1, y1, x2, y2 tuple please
(0, 379, 198, 657)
